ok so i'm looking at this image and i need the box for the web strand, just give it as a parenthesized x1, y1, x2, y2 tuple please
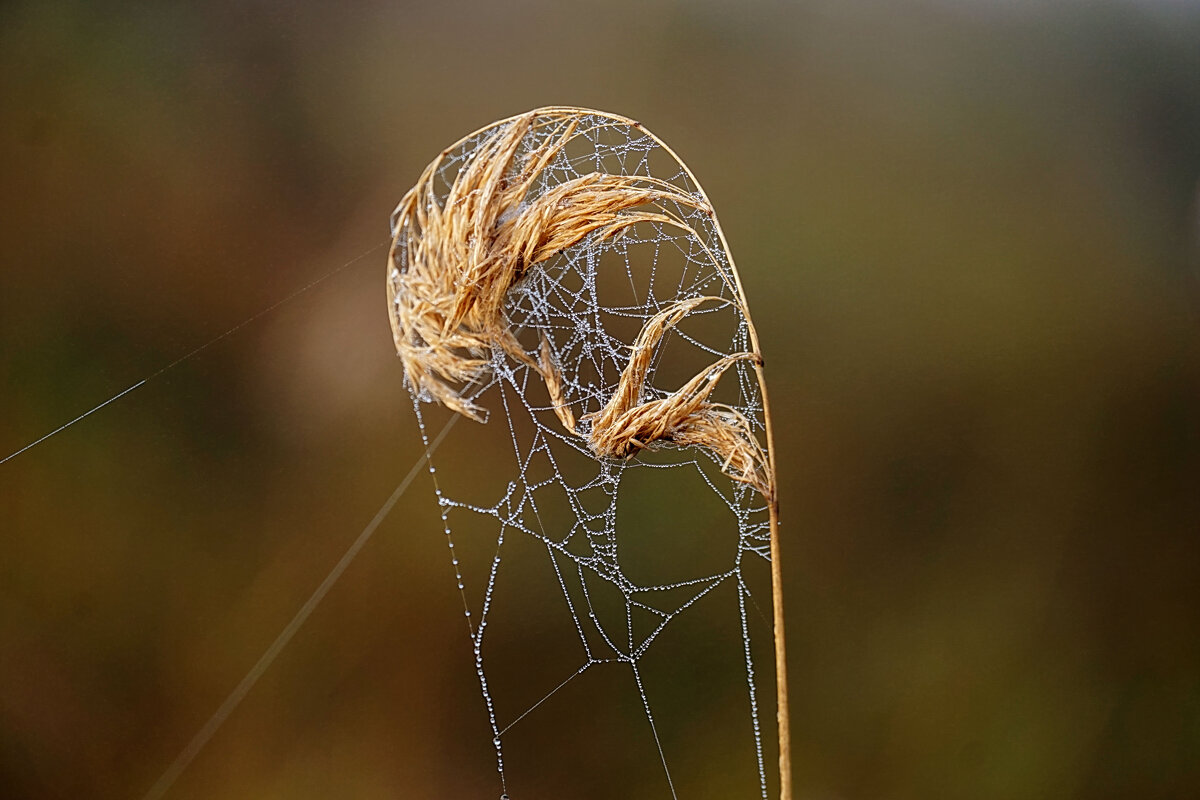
(141, 413, 458, 800)
(6, 235, 418, 795)
(1, 240, 386, 467)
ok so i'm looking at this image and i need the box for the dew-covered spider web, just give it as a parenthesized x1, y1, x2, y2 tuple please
(395, 110, 779, 800)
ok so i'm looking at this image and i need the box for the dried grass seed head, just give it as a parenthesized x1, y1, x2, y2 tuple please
(388, 107, 775, 501)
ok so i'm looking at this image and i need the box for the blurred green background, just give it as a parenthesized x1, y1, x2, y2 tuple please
(2, 1, 1199, 798)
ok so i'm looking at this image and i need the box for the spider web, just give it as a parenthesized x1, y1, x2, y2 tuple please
(397, 111, 776, 799)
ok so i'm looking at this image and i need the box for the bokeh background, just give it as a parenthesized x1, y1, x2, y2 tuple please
(2, 1, 1199, 798)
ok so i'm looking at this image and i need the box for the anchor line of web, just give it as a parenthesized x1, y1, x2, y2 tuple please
(2, 239, 387, 467)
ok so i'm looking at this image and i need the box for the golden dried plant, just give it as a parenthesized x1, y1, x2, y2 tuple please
(388, 106, 791, 800)
(387, 109, 774, 501)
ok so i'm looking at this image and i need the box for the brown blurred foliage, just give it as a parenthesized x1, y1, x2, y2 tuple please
(1, 1, 1198, 798)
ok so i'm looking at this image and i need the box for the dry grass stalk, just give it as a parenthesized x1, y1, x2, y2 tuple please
(388, 108, 774, 500)
(390, 107, 790, 800)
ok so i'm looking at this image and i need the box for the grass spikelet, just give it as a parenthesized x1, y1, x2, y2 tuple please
(580, 296, 773, 500)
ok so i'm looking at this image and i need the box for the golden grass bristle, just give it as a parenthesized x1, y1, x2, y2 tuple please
(540, 334, 576, 433)
(389, 109, 774, 501)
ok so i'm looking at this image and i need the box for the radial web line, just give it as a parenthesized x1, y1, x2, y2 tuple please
(633, 661, 677, 800)
(2, 239, 387, 467)
(498, 661, 592, 736)
(141, 413, 457, 800)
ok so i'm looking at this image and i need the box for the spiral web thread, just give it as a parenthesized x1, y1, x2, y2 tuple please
(398, 111, 774, 799)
